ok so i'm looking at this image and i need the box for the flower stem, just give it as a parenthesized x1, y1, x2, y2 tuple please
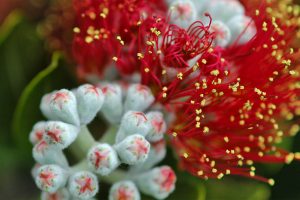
(69, 126, 96, 160)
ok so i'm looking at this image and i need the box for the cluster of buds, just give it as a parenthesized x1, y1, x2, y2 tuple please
(167, 0, 256, 47)
(30, 83, 176, 199)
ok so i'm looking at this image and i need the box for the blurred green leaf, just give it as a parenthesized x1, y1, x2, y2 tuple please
(0, 10, 47, 141)
(205, 177, 270, 200)
(12, 52, 76, 160)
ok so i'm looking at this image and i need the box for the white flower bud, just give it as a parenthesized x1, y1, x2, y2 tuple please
(135, 166, 176, 199)
(33, 140, 69, 167)
(40, 91, 56, 120)
(169, 0, 197, 29)
(124, 84, 154, 112)
(114, 134, 150, 165)
(130, 140, 167, 172)
(48, 89, 80, 126)
(227, 15, 257, 45)
(68, 171, 99, 200)
(116, 111, 151, 143)
(87, 143, 120, 176)
(29, 121, 46, 145)
(43, 121, 79, 149)
(31, 163, 42, 179)
(99, 83, 123, 124)
(75, 84, 104, 125)
(35, 165, 68, 193)
(191, 0, 210, 13)
(41, 188, 70, 200)
(146, 111, 166, 142)
(109, 181, 140, 200)
(210, 20, 231, 47)
(205, 0, 245, 22)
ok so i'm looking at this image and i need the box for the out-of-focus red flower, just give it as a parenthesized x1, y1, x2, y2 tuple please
(71, 0, 167, 79)
(138, 1, 300, 183)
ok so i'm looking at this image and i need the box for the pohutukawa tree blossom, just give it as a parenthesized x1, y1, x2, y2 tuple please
(37, 0, 300, 191)
(136, 0, 300, 184)
(72, 0, 167, 79)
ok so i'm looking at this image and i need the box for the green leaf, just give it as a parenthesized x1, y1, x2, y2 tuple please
(12, 52, 76, 160)
(205, 177, 270, 200)
(0, 11, 47, 142)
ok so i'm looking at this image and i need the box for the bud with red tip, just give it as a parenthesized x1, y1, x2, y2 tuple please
(99, 83, 123, 124)
(75, 84, 104, 125)
(43, 121, 79, 149)
(135, 166, 176, 199)
(87, 143, 120, 176)
(114, 134, 150, 165)
(146, 111, 167, 142)
(109, 181, 140, 200)
(29, 121, 46, 145)
(45, 89, 80, 126)
(68, 171, 99, 200)
(35, 165, 68, 193)
(116, 111, 151, 143)
(124, 84, 155, 112)
(41, 188, 70, 200)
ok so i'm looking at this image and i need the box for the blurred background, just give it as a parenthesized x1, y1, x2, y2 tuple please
(1, 0, 300, 199)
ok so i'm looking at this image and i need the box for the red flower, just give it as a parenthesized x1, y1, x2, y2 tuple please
(72, 0, 167, 78)
(138, 1, 300, 183)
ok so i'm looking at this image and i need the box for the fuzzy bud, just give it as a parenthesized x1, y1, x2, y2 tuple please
(29, 121, 46, 145)
(205, 0, 245, 22)
(75, 84, 104, 125)
(169, 0, 197, 29)
(87, 143, 120, 176)
(68, 171, 99, 200)
(114, 134, 150, 165)
(109, 181, 140, 200)
(41, 188, 70, 200)
(146, 111, 166, 142)
(35, 165, 68, 193)
(210, 20, 231, 47)
(40, 92, 56, 120)
(227, 15, 257, 45)
(99, 83, 123, 124)
(135, 166, 176, 199)
(48, 89, 80, 126)
(43, 121, 79, 149)
(124, 84, 154, 112)
(116, 111, 150, 143)
(33, 140, 69, 167)
(131, 140, 167, 172)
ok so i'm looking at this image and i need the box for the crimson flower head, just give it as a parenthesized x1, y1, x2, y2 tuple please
(137, 0, 300, 184)
(72, 0, 167, 78)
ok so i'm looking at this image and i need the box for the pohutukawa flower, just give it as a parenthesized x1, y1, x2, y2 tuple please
(136, 166, 176, 199)
(68, 171, 99, 200)
(35, 164, 68, 193)
(87, 143, 120, 176)
(72, 0, 167, 78)
(109, 181, 141, 200)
